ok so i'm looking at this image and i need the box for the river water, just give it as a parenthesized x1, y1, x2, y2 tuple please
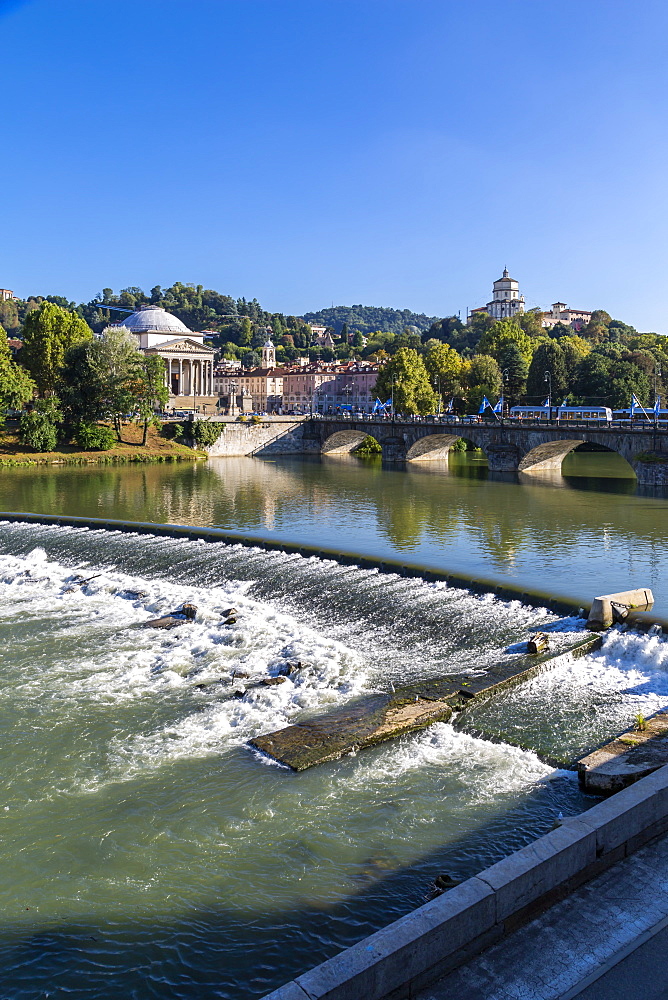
(0, 452, 667, 998)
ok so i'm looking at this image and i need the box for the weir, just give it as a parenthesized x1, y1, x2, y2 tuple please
(250, 635, 602, 770)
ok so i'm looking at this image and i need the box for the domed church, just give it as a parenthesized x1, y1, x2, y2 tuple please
(121, 305, 216, 410)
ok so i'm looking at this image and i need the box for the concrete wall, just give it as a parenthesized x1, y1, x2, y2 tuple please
(203, 418, 319, 457)
(261, 765, 668, 1000)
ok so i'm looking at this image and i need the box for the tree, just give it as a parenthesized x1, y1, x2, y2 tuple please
(498, 341, 528, 405)
(86, 327, 143, 440)
(21, 301, 92, 394)
(0, 326, 35, 421)
(133, 354, 169, 444)
(526, 341, 568, 402)
(238, 317, 253, 347)
(574, 353, 612, 402)
(19, 398, 62, 452)
(462, 354, 502, 411)
(59, 341, 108, 427)
(374, 348, 438, 415)
(477, 319, 536, 365)
(424, 342, 464, 405)
(516, 308, 545, 339)
(0, 298, 20, 335)
(353, 331, 365, 349)
(608, 362, 651, 409)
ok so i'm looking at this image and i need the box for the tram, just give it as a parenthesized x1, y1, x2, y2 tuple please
(508, 405, 612, 422)
(612, 408, 668, 424)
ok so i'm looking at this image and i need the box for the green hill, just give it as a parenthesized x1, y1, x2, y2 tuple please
(302, 304, 442, 336)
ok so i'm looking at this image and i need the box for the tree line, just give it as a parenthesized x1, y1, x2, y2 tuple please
(374, 309, 668, 415)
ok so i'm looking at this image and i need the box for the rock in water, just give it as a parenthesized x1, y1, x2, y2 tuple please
(141, 603, 198, 629)
(527, 632, 549, 654)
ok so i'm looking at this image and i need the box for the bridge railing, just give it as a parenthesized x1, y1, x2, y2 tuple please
(308, 412, 667, 433)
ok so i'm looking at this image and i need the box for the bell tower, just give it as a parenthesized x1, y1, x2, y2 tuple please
(262, 339, 276, 369)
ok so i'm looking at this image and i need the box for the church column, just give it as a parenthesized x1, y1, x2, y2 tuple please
(178, 359, 183, 397)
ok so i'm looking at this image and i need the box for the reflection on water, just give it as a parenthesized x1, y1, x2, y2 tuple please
(0, 449, 666, 613)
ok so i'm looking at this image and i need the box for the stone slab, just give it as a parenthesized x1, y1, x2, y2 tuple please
(250, 635, 601, 771)
(577, 710, 668, 793)
(249, 690, 454, 771)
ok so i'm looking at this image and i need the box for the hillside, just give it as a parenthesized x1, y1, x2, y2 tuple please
(302, 304, 441, 336)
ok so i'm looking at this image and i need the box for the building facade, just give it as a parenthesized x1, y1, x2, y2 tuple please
(468, 268, 526, 323)
(541, 302, 593, 331)
(119, 305, 216, 410)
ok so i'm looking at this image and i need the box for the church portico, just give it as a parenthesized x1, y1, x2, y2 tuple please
(118, 305, 216, 411)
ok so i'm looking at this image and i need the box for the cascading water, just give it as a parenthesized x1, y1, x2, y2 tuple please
(0, 521, 665, 999)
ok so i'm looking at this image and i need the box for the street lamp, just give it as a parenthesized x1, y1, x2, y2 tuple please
(655, 361, 662, 427)
(502, 368, 510, 416)
(229, 380, 238, 417)
(544, 370, 552, 412)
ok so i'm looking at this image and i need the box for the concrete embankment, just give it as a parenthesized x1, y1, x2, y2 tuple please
(261, 764, 668, 1000)
(578, 711, 668, 794)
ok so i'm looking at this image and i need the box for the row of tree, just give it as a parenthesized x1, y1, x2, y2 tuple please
(374, 311, 668, 415)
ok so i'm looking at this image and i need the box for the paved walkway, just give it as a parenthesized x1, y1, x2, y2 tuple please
(415, 831, 668, 1000)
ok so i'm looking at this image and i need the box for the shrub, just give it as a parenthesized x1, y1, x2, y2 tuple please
(191, 419, 222, 447)
(19, 399, 61, 452)
(250, 414, 262, 424)
(74, 422, 116, 451)
(353, 434, 382, 456)
(236, 414, 247, 423)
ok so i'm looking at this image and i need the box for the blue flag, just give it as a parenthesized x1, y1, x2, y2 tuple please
(445, 398, 454, 413)
(655, 395, 662, 414)
(493, 397, 503, 414)
(478, 396, 490, 414)
(542, 397, 550, 407)
(631, 393, 640, 414)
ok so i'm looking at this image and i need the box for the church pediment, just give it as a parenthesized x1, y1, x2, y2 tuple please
(147, 338, 215, 355)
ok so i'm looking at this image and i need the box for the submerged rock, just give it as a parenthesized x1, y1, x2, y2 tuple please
(141, 603, 198, 629)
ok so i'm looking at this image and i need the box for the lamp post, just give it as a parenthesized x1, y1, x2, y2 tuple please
(544, 370, 552, 417)
(502, 368, 510, 417)
(229, 379, 238, 417)
(434, 375, 442, 417)
(655, 361, 662, 430)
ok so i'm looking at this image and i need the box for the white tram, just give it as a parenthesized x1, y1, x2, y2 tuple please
(509, 405, 612, 422)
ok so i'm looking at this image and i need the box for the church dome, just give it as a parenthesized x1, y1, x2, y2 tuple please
(121, 305, 191, 335)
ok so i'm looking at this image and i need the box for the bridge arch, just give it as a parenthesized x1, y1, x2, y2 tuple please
(518, 437, 635, 475)
(321, 429, 369, 455)
(405, 434, 462, 461)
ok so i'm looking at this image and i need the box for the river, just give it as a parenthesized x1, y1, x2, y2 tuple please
(0, 452, 666, 998)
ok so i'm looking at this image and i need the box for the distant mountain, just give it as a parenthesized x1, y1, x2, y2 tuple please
(302, 304, 441, 336)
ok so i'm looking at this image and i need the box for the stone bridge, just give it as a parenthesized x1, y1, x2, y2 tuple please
(303, 417, 668, 486)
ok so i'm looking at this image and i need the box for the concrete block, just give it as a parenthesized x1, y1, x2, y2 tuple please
(574, 765, 668, 855)
(260, 984, 310, 1000)
(295, 877, 495, 1000)
(476, 819, 596, 923)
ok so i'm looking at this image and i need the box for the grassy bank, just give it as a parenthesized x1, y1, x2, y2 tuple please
(0, 423, 204, 467)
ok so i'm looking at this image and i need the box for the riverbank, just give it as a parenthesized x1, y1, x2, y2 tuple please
(0, 424, 203, 466)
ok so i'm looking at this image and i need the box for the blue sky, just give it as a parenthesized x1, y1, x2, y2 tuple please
(3, 0, 668, 330)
